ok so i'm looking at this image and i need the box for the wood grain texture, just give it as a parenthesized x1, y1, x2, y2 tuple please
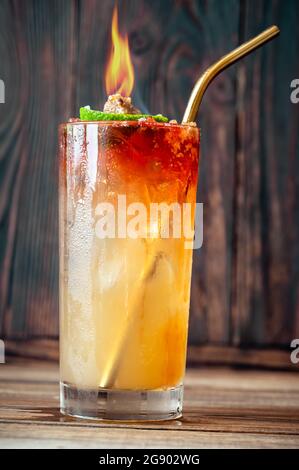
(0, 0, 78, 337)
(0, 0, 298, 360)
(188, 0, 240, 344)
(0, 359, 299, 448)
(232, 0, 299, 345)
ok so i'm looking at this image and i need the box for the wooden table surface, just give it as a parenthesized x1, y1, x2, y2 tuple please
(0, 358, 299, 449)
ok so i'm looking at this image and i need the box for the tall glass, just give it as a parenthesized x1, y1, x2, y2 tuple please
(59, 119, 199, 420)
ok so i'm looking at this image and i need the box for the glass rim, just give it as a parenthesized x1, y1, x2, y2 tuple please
(59, 120, 199, 131)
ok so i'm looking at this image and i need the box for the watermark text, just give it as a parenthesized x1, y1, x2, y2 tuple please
(0, 340, 5, 363)
(94, 196, 203, 249)
(290, 339, 299, 364)
(0, 79, 5, 104)
(290, 79, 299, 104)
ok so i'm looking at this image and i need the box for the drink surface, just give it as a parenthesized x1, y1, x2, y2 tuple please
(59, 120, 199, 390)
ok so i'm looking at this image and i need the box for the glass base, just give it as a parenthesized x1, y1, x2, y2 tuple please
(60, 381, 183, 421)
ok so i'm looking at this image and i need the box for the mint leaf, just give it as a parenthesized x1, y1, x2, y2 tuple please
(79, 107, 169, 123)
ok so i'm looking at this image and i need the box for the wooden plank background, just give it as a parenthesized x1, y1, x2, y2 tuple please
(0, 0, 299, 365)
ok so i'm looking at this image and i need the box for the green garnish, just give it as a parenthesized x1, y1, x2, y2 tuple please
(80, 106, 169, 123)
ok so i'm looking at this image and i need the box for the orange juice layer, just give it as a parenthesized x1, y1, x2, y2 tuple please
(59, 121, 199, 390)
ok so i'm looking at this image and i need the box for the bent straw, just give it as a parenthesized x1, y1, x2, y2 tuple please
(100, 25, 280, 389)
(182, 25, 280, 123)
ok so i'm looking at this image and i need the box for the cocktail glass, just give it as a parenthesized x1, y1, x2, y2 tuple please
(59, 119, 199, 420)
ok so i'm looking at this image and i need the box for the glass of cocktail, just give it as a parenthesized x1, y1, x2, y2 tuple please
(59, 117, 199, 420)
(58, 4, 280, 421)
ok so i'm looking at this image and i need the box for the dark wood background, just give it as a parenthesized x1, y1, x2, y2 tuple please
(0, 0, 299, 368)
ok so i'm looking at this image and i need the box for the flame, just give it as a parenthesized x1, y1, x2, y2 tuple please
(105, 6, 134, 96)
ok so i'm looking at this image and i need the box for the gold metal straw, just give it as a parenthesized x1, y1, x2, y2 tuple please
(99, 242, 159, 389)
(182, 25, 280, 123)
(100, 25, 280, 389)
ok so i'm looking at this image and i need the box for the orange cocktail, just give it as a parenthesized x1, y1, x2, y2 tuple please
(59, 118, 199, 420)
